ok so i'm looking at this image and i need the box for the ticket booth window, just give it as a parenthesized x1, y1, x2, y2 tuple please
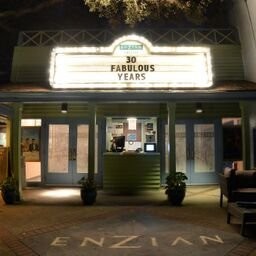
(106, 117, 157, 152)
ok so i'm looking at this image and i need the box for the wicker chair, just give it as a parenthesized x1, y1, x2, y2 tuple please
(219, 168, 256, 207)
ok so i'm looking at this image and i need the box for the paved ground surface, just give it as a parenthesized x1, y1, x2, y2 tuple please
(0, 186, 256, 256)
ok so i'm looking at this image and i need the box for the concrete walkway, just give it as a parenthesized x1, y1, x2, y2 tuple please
(0, 186, 255, 256)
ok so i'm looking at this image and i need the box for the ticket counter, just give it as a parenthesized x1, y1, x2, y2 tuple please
(103, 152, 160, 194)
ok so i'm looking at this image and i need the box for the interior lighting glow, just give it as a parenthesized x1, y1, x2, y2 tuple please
(41, 188, 79, 198)
(21, 119, 42, 127)
(196, 103, 203, 114)
(61, 103, 68, 114)
(127, 117, 137, 130)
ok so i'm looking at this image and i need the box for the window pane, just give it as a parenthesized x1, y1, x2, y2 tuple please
(194, 124, 215, 173)
(176, 124, 187, 174)
(76, 125, 88, 173)
(25, 162, 41, 182)
(48, 125, 69, 173)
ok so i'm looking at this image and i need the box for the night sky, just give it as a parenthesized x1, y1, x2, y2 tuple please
(0, 0, 108, 82)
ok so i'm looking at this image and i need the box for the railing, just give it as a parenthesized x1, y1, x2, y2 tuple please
(18, 28, 240, 47)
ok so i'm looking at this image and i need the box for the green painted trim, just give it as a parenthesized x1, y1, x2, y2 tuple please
(11, 103, 22, 199)
(22, 102, 241, 119)
(167, 103, 176, 174)
(103, 153, 160, 193)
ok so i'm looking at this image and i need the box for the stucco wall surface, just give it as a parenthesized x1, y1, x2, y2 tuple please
(231, 0, 256, 82)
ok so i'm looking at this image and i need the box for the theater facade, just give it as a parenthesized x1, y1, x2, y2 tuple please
(1, 29, 256, 196)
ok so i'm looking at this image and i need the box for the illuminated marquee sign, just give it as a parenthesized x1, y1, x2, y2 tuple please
(49, 35, 213, 89)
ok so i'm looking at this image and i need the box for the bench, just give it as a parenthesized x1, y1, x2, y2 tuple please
(227, 202, 256, 236)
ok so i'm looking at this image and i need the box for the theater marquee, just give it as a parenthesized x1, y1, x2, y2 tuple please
(49, 35, 213, 89)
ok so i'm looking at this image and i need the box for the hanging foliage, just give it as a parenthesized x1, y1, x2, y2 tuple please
(84, 0, 230, 27)
(0, 0, 229, 30)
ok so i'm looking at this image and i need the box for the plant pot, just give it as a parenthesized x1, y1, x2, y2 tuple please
(167, 188, 186, 206)
(1, 189, 16, 204)
(80, 188, 97, 205)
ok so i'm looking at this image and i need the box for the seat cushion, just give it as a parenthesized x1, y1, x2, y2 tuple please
(234, 170, 256, 188)
(232, 188, 256, 202)
(235, 187, 256, 193)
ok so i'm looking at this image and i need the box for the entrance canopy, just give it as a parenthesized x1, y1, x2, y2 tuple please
(49, 35, 213, 89)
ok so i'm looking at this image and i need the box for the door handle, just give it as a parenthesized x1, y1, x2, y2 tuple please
(187, 144, 190, 160)
(191, 146, 194, 160)
(69, 148, 77, 160)
(69, 148, 73, 161)
(187, 144, 195, 160)
(72, 148, 77, 161)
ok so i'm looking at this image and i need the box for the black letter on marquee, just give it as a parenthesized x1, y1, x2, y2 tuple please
(126, 56, 137, 63)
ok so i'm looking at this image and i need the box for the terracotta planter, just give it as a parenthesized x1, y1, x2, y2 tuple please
(167, 188, 186, 206)
(1, 189, 16, 204)
(80, 188, 97, 205)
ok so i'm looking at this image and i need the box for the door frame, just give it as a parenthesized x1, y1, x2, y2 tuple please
(176, 118, 222, 185)
(42, 118, 90, 185)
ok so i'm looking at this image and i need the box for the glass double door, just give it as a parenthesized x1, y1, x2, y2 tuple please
(45, 121, 89, 185)
(175, 120, 220, 184)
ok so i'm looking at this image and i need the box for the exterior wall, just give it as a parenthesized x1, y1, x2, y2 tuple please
(11, 44, 244, 83)
(21, 102, 241, 187)
(231, 0, 256, 82)
(211, 45, 244, 81)
(22, 102, 241, 119)
(11, 47, 51, 83)
(103, 153, 160, 192)
(0, 104, 13, 117)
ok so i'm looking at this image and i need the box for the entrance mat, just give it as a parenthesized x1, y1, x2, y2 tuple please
(22, 210, 244, 256)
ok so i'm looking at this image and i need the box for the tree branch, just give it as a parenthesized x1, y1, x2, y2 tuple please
(0, 0, 66, 19)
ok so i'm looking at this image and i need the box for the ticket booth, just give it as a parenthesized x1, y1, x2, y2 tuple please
(104, 117, 160, 193)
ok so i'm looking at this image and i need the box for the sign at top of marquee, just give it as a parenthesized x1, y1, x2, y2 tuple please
(49, 35, 213, 89)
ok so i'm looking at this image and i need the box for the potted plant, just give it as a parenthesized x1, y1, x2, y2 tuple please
(165, 172, 188, 206)
(1, 176, 18, 204)
(78, 177, 97, 205)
